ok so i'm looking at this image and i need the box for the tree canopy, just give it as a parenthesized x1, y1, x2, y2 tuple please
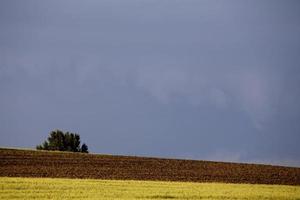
(37, 130, 88, 153)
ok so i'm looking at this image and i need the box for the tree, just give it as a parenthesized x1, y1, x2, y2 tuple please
(37, 129, 89, 153)
(36, 141, 49, 150)
(47, 130, 64, 151)
(81, 143, 89, 153)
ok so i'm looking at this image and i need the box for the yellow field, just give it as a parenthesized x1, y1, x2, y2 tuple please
(1, 177, 300, 200)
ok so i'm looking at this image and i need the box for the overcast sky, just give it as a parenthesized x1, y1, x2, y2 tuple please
(1, 0, 300, 167)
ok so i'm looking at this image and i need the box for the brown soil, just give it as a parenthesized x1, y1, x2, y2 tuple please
(0, 148, 299, 185)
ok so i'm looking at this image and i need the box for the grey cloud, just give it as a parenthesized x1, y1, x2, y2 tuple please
(1, 0, 300, 166)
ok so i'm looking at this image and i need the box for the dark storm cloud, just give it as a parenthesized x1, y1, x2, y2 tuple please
(1, 0, 300, 166)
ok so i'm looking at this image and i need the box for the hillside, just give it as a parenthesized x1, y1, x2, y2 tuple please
(0, 148, 299, 185)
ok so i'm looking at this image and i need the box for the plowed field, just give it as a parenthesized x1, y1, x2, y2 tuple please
(0, 148, 299, 185)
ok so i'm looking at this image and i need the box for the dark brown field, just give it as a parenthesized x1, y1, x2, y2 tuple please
(0, 148, 299, 185)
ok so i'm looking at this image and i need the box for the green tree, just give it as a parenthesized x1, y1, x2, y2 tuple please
(74, 134, 81, 152)
(36, 141, 49, 150)
(81, 143, 89, 153)
(37, 129, 89, 153)
(47, 130, 64, 151)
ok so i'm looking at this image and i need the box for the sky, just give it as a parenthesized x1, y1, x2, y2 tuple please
(0, 0, 300, 167)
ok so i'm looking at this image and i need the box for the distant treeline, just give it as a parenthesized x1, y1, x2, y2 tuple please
(37, 130, 88, 153)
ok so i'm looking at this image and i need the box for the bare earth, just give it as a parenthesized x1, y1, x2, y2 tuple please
(0, 148, 299, 185)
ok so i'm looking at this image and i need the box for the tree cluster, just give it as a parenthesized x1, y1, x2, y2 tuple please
(36, 129, 88, 153)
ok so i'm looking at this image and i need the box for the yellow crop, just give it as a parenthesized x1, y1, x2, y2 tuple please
(1, 177, 300, 200)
